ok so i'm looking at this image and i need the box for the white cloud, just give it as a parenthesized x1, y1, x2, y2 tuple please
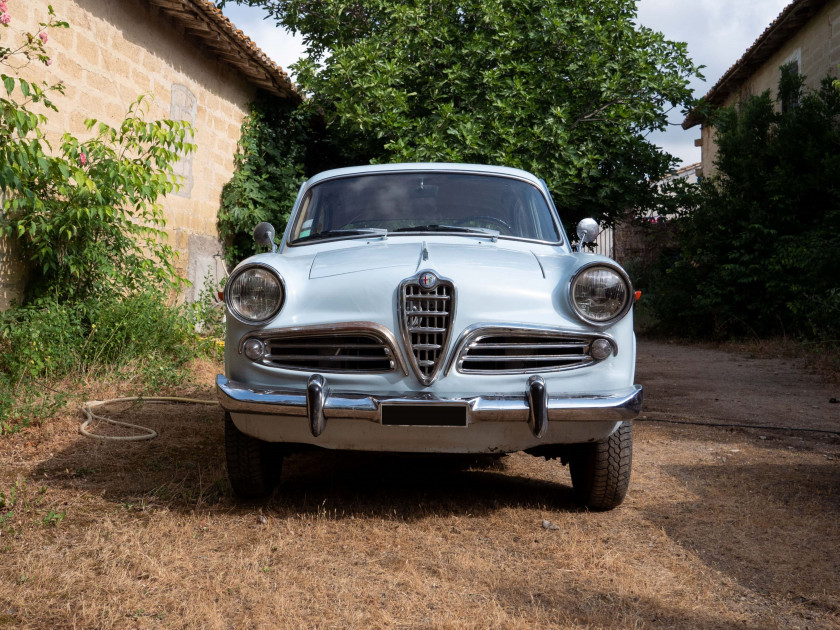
(636, 0, 791, 165)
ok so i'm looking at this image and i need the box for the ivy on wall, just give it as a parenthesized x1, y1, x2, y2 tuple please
(217, 99, 310, 266)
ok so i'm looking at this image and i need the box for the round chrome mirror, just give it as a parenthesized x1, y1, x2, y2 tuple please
(253, 222, 277, 253)
(576, 218, 599, 252)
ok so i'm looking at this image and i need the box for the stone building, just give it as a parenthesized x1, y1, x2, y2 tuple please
(683, 0, 840, 176)
(0, 0, 298, 308)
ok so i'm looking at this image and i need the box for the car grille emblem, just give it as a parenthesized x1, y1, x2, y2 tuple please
(399, 271, 455, 386)
(419, 272, 437, 289)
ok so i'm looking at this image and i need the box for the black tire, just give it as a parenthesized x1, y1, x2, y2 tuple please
(568, 422, 632, 511)
(224, 412, 284, 499)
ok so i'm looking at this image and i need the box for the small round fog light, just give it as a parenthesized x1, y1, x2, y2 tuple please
(590, 339, 613, 361)
(243, 338, 266, 361)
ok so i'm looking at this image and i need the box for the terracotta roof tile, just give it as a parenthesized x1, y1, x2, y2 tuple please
(147, 0, 299, 101)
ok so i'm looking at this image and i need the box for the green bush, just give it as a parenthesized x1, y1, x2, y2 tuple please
(649, 67, 840, 340)
(217, 100, 310, 266)
(0, 12, 206, 433)
(0, 292, 199, 433)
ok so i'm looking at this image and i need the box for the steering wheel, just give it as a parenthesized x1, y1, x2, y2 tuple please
(453, 215, 512, 232)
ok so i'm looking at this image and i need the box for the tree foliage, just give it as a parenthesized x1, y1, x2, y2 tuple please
(648, 67, 840, 339)
(226, 0, 700, 225)
(217, 100, 309, 266)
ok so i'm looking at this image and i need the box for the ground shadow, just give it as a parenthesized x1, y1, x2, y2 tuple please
(644, 460, 840, 617)
(34, 402, 582, 520)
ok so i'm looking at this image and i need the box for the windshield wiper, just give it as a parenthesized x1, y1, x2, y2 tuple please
(393, 225, 499, 240)
(294, 228, 387, 243)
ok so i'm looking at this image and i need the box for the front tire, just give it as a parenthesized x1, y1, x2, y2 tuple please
(568, 422, 632, 511)
(224, 412, 283, 499)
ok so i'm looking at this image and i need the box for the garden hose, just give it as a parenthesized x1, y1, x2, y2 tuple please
(80, 396, 220, 441)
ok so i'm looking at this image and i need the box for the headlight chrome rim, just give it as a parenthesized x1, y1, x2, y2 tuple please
(225, 262, 286, 325)
(568, 262, 633, 327)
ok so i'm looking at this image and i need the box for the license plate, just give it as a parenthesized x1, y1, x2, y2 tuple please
(381, 404, 467, 427)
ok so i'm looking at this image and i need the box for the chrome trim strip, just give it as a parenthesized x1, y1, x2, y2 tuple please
(567, 262, 634, 328)
(239, 322, 409, 376)
(217, 375, 643, 423)
(444, 323, 617, 376)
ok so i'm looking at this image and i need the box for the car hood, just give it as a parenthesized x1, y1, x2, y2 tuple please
(309, 240, 544, 280)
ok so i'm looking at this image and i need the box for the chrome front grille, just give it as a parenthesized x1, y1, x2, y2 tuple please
(400, 274, 455, 385)
(450, 326, 615, 374)
(240, 323, 407, 374)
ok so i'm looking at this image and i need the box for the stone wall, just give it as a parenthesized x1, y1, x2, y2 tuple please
(0, 0, 260, 307)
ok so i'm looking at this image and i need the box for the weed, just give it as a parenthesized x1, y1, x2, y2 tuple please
(0, 479, 67, 534)
(41, 508, 66, 526)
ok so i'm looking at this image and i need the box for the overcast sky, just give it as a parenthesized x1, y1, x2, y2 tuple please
(221, 0, 792, 166)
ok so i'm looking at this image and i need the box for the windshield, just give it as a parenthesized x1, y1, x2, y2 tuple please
(289, 172, 561, 244)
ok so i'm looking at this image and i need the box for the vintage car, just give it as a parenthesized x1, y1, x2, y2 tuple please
(218, 163, 642, 510)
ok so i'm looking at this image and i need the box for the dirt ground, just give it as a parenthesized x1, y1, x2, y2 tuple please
(0, 340, 838, 629)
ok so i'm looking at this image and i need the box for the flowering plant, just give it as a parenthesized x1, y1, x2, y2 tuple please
(1, 4, 195, 301)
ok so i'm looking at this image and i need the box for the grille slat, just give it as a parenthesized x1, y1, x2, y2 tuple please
(255, 333, 396, 373)
(401, 277, 454, 385)
(468, 342, 587, 350)
(461, 354, 590, 363)
(457, 333, 600, 373)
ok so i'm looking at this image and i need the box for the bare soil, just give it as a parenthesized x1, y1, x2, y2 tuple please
(0, 341, 838, 629)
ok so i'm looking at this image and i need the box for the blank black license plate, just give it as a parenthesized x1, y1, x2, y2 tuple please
(381, 405, 467, 427)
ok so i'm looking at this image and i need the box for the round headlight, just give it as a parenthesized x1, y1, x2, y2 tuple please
(226, 264, 285, 324)
(570, 264, 632, 325)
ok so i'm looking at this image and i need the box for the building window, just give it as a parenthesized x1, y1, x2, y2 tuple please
(780, 49, 801, 113)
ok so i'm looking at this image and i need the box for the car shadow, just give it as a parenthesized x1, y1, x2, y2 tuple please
(34, 405, 583, 519)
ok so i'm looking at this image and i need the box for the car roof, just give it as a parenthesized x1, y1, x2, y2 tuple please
(304, 163, 545, 188)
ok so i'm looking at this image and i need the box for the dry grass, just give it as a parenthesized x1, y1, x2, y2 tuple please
(2, 343, 840, 630)
(1, 398, 839, 629)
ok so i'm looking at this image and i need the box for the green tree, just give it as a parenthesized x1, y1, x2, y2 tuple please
(223, 0, 700, 226)
(650, 66, 840, 339)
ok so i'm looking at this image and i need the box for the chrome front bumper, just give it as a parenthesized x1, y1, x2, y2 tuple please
(217, 374, 643, 439)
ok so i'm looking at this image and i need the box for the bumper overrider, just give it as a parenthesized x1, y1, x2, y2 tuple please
(217, 374, 643, 439)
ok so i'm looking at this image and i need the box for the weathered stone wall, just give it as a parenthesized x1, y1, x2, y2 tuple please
(1, 0, 258, 307)
(702, 0, 840, 177)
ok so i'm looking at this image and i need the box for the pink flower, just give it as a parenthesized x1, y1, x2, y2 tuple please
(0, 13, 11, 25)
(45, 58, 52, 66)
(38, 31, 47, 43)
(79, 151, 87, 166)
(0, 2, 7, 13)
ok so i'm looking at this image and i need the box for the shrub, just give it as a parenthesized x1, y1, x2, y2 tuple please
(649, 67, 840, 340)
(217, 100, 309, 266)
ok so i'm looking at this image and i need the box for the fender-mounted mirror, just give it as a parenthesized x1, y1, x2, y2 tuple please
(576, 218, 599, 253)
(253, 222, 277, 253)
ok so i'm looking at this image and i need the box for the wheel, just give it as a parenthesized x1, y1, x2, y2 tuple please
(453, 215, 512, 232)
(224, 412, 284, 499)
(567, 422, 632, 511)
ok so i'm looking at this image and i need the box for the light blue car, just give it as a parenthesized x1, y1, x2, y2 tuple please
(218, 163, 641, 510)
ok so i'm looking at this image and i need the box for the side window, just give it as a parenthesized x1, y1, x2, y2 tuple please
(170, 84, 196, 198)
